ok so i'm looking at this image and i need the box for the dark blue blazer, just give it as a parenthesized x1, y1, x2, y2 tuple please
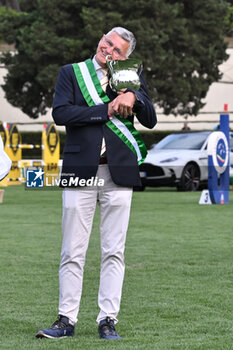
(52, 62, 157, 187)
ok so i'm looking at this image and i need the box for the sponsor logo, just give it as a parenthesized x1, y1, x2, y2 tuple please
(26, 168, 44, 188)
(207, 131, 229, 174)
(25, 167, 104, 189)
(216, 138, 227, 167)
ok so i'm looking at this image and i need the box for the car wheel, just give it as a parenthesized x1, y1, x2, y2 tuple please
(177, 163, 200, 191)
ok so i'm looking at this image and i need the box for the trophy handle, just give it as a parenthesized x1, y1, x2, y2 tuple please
(106, 55, 112, 61)
(106, 55, 114, 76)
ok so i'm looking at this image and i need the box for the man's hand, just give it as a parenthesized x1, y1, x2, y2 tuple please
(108, 92, 136, 118)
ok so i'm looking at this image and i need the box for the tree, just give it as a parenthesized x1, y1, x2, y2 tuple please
(0, 0, 20, 11)
(224, 0, 233, 37)
(0, 0, 229, 118)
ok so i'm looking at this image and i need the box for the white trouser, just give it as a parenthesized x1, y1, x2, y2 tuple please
(59, 165, 133, 325)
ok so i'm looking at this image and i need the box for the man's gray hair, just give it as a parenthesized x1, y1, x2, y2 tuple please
(106, 27, 136, 57)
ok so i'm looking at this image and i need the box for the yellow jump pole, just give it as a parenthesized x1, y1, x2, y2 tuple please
(42, 123, 60, 186)
(3, 123, 22, 186)
(0, 121, 9, 187)
(19, 144, 42, 149)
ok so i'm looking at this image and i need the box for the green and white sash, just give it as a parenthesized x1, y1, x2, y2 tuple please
(72, 59, 147, 165)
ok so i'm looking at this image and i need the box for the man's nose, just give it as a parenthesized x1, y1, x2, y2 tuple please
(106, 46, 114, 55)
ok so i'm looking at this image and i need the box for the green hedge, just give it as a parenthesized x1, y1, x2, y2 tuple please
(20, 130, 174, 159)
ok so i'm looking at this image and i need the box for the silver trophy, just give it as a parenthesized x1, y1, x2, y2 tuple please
(106, 55, 142, 91)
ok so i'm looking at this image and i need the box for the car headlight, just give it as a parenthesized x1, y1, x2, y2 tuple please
(160, 157, 178, 163)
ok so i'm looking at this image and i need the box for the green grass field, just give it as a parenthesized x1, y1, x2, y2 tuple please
(0, 186, 233, 350)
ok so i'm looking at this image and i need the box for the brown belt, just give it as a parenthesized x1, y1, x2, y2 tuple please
(99, 157, 107, 164)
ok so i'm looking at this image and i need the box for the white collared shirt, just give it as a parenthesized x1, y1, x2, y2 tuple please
(92, 56, 107, 80)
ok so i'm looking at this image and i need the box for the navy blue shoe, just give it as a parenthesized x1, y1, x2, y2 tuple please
(98, 317, 122, 340)
(36, 315, 74, 339)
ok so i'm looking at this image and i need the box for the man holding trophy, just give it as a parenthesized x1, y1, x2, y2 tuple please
(36, 27, 156, 340)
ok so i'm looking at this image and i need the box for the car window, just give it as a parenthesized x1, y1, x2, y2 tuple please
(154, 133, 209, 150)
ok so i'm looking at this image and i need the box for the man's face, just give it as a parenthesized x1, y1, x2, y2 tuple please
(95, 32, 130, 68)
